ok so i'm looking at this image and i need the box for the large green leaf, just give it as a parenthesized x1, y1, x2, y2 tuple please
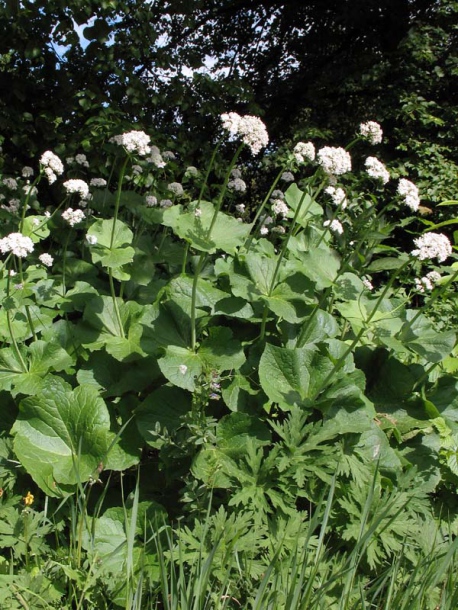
(258, 343, 335, 409)
(162, 201, 252, 254)
(88, 218, 135, 275)
(12, 377, 112, 495)
(284, 183, 323, 227)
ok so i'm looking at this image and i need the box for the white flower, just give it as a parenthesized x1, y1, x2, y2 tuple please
(271, 199, 289, 217)
(359, 121, 383, 145)
(44, 211, 51, 218)
(235, 203, 246, 214)
(3, 177, 18, 190)
(23, 183, 37, 197)
(260, 226, 269, 235)
(160, 199, 173, 208)
(271, 189, 284, 200)
(66, 157, 75, 164)
(163, 151, 176, 161)
(14, 283, 23, 290)
(6, 199, 20, 213)
(415, 271, 441, 293)
(22, 166, 34, 178)
(132, 164, 143, 175)
(178, 364, 188, 375)
(86, 234, 98, 245)
(39, 253, 53, 267)
(411, 232, 452, 263)
(293, 141, 316, 163)
(362, 277, 374, 291)
(168, 182, 184, 197)
(90, 178, 107, 187)
(194, 207, 202, 217)
(221, 112, 269, 155)
(365, 157, 390, 184)
(40, 151, 64, 184)
(228, 178, 247, 192)
(147, 146, 166, 168)
(62, 208, 85, 227)
(145, 195, 158, 207)
(231, 168, 242, 179)
(75, 153, 89, 167)
(317, 147, 352, 176)
(281, 171, 294, 182)
(32, 218, 40, 226)
(63, 179, 90, 200)
(397, 178, 420, 212)
(323, 219, 344, 235)
(185, 166, 199, 177)
(0, 232, 34, 257)
(324, 186, 347, 209)
(110, 130, 151, 156)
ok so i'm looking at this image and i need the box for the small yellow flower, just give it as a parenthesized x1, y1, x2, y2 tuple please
(23, 491, 34, 506)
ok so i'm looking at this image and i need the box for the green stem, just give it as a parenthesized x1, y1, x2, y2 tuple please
(19, 173, 41, 234)
(5, 272, 27, 372)
(190, 143, 243, 350)
(110, 156, 129, 249)
(109, 270, 125, 338)
(259, 187, 313, 341)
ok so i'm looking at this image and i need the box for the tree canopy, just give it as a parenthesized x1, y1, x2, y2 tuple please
(1, 0, 457, 201)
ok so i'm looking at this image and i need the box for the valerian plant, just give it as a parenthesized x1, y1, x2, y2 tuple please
(0, 113, 458, 605)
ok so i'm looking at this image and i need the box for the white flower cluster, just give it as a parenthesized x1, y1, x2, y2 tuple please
(62, 208, 85, 227)
(86, 234, 98, 245)
(3, 177, 18, 190)
(185, 166, 199, 177)
(397, 178, 420, 212)
(90, 178, 107, 188)
(22, 166, 34, 178)
(317, 147, 352, 176)
(323, 219, 344, 235)
(168, 182, 184, 197)
(281, 171, 294, 183)
(235, 203, 245, 214)
(63, 179, 90, 200)
(0, 232, 34, 257)
(110, 130, 151, 156)
(411, 232, 452, 263)
(221, 112, 269, 155)
(415, 270, 441, 293)
(359, 121, 383, 145)
(40, 151, 64, 184)
(228, 178, 247, 193)
(39, 253, 54, 267)
(75, 153, 89, 167)
(362, 277, 374, 291)
(293, 141, 316, 163)
(160, 199, 173, 208)
(271, 199, 289, 217)
(271, 189, 284, 200)
(145, 195, 158, 207)
(365, 157, 390, 184)
(147, 146, 166, 168)
(324, 186, 347, 209)
(163, 150, 176, 161)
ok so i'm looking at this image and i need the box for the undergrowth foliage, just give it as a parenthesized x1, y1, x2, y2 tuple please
(0, 114, 457, 607)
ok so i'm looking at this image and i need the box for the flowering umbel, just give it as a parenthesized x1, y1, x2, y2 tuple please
(221, 112, 269, 155)
(397, 179, 420, 212)
(411, 232, 452, 263)
(110, 130, 151, 156)
(317, 147, 352, 176)
(0, 232, 34, 257)
(359, 121, 383, 145)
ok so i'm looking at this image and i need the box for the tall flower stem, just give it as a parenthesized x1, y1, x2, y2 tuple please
(5, 272, 27, 372)
(108, 156, 129, 338)
(259, 187, 316, 341)
(190, 144, 243, 351)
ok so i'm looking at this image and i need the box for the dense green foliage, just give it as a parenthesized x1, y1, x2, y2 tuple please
(0, 1, 458, 608)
